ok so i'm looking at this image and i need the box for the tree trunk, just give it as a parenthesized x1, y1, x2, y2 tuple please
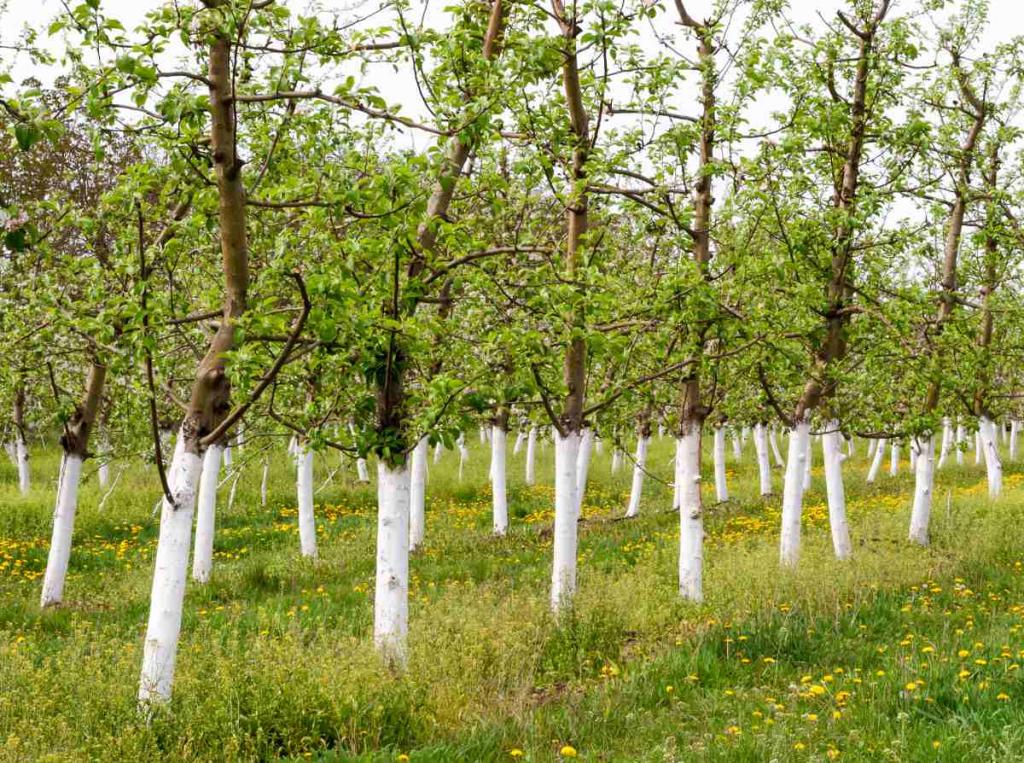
(525, 426, 537, 485)
(779, 419, 810, 566)
(980, 416, 1002, 497)
(551, 430, 581, 611)
(624, 432, 649, 518)
(677, 425, 703, 601)
(867, 438, 886, 483)
(491, 425, 508, 536)
(753, 423, 772, 496)
(191, 443, 223, 583)
(908, 434, 935, 545)
(374, 461, 411, 666)
(712, 426, 728, 502)
(296, 440, 317, 558)
(822, 421, 851, 559)
(574, 427, 593, 515)
(408, 437, 428, 550)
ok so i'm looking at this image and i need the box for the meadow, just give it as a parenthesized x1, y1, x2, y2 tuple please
(3, 436, 1024, 761)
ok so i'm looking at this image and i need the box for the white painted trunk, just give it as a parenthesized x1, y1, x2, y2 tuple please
(909, 440, 918, 472)
(191, 444, 223, 583)
(802, 432, 813, 491)
(550, 431, 581, 612)
(4, 440, 15, 465)
(980, 416, 1002, 498)
(731, 430, 741, 460)
(296, 443, 317, 558)
(975, 430, 982, 465)
(408, 437, 428, 550)
(138, 434, 203, 705)
(374, 461, 411, 665)
(575, 428, 594, 515)
(846, 436, 854, 458)
(867, 438, 877, 459)
(433, 441, 443, 464)
(658, 424, 665, 440)
(956, 424, 965, 466)
(287, 435, 297, 458)
(769, 428, 785, 468)
(1011, 420, 1019, 461)
(712, 427, 728, 502)
(753, 423, 772, 497)
(513, 429, 526, 455)
(357, 457, 369, 483)
(458, 433, 469, 481)
(222, 445, 232, 469)
(611, 448, 622, 473)
(491, 427, 508, 536)
(625, 435, 648, 518)
(779, 420, 810, 566)
(937, 418, 952, 468)
(595, 437, 603, 455)
(260, 457, 269, 507)
(677, 431, 703, 601)
(822, 422, 851, 560)
(40, 454, 84, 606)
(98, 460, 110, 489)
(16, 434, 29, 494)
(867, 438, 886, 483)
(908, 434, 935, 546)
(525, 427, 537, 485)
(889, 442, 900, 476)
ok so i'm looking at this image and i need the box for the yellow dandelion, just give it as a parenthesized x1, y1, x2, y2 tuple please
(559, 745, 577, 758)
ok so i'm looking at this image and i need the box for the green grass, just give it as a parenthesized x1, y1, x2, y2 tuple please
(3, 435, 1024, 761)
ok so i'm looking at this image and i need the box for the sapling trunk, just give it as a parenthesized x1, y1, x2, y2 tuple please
(191, 444, 223, 583)
(779, 419, 810, 566)
(753, 423, 772, 497)
(867, 438, 886, 483)
(525, 427, 537, 485)
(551, 430, 580, 612)
(677, 429, 703, 601)
(624, 434, 648, 518)
(908, 434, 935, 546)
(408, 437, 428, 550)
(712, 427, 728, 502)
(296, 441, 317, 558)
(491, 426, 508, 536)
(374, 461, 411, 665)
(822, 421, 851, 560)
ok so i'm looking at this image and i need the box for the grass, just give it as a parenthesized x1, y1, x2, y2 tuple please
(3, 434, 1024, 761)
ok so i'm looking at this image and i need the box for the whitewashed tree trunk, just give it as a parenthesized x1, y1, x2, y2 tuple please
(975, 430, 983, 465)
(296, 442, 317, 558)
(374, 460, 411, 665)
(595, 436, 603, 455)
(191, 444, 223, 583)
(138, 434, 203, 705)
(513, 429, 526, 455)
(1011, 420, 1019, 461)
(867, 438, 886, 483)
(98, 459, 110, 489)
(731, 429, 741, 460)
(222, 445, 232, 469)
(937, 418, 952, 468)
(779, 419, 810, 566)
(980, 416, 1002, 497)
(408, 437, 428, 550)
(753, 423, 772, 497)
(867, 438, 877, 459)
(889, 442, 900, 476)
(956, 423, 965, 466)
(15, 434, 29, 494)
(677, 430, 703, 601)
(575, 428, 594, 515)
(909, 439, 918, 472)
(908, 434, 935, 546)
(713, 427, 728, 502)
(40, 454, 84, 606)
(625, 434, 648, 518)
(433, 441, 443, 464)
(491, 426, 508, 536)
(769, 428, 785, 468)
(525, 427, 537, 485)
(357, 457, 369, 483)
(822, 421, 851, 560)
(458, 433, 469, 481)
(611, 448, 622, 473)
(551, 431, 581, 612)
(260, 457, 269, 507)
(3, 440, 15, 466)
(802, 432, 813, 491)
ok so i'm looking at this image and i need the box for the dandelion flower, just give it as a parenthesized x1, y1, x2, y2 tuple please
(559, 745, 577, 758)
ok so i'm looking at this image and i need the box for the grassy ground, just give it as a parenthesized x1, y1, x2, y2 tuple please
(3, 434, 1024, 761)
